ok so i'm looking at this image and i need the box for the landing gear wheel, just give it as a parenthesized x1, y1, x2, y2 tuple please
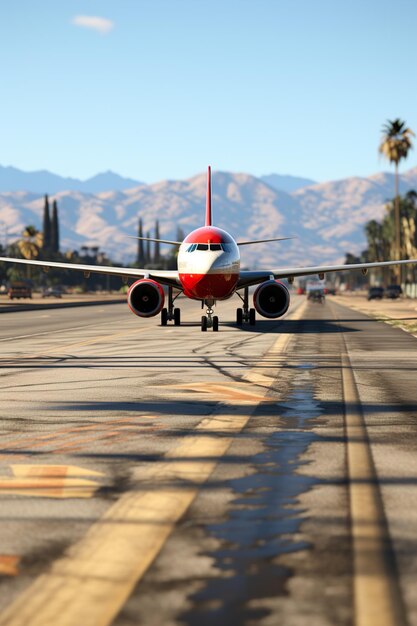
(161, 308, 168, 326)
(249, 308, 256, 326)
(174, 307, 181, 326)
(201, 315, 208, 332)
(236, 308, 243, 326)
(212, 316, 219, 332)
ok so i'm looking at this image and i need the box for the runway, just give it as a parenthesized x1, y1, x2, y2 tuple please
(0, 295, 416, 626)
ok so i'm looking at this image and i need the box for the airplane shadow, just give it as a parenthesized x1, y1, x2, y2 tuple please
(169, 320, 360, 334)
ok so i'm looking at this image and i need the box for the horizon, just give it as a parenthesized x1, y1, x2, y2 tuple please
(1, 162, 417, 189)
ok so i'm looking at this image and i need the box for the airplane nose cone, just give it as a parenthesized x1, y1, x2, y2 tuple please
(207, 252, 228, 273)
(191, 252, 226, 275)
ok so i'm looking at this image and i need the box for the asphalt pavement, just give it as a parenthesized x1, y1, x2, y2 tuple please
(0, 295, 415, 626)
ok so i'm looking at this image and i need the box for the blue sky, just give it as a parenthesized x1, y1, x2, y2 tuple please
(1, 0, 416, 183)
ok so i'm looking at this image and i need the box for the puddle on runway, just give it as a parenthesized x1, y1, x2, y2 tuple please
(182, 368, 322, 626)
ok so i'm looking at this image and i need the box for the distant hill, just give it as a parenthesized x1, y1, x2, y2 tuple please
(0, 165, 142, 194)
(261, 173, 316, 193)
(0, 167, 416, 268)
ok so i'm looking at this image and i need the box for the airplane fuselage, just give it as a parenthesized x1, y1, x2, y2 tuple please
(178, 226, 240, 300)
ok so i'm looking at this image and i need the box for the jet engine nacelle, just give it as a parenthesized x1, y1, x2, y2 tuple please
(127, 279, 165, 317)
(253, 280, 290, 319)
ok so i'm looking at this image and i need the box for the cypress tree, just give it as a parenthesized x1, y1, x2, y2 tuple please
(169, 226, 184, 268)
(154, 220, 160, 264)
(146, 231, 151, 264)
(42, 194, 51, 253)
(51, 199, 60, 254)
(137, 217, 145, 265)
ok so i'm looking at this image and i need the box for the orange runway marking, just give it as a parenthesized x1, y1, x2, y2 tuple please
(0, 416, 159, 458)
(0, 556, 20, 577)
(0, 465, 103, 499)
(168, 382, 274, 404)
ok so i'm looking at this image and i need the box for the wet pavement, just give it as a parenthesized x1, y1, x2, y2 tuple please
(181, 370, 321, 626)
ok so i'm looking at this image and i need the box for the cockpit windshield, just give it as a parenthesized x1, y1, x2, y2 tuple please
(186, 243, 231, 252)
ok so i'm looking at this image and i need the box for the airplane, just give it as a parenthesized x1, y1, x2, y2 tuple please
(1, 166, 417, 332)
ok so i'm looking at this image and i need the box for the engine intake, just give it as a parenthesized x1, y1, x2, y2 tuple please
(253, 280, 290, 319)
(127, 279, 165, 317)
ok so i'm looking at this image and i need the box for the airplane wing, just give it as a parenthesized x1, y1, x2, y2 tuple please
(237, 237, 294, 246)
(237, 257, 417, 288)
(0, 257, 181, 288)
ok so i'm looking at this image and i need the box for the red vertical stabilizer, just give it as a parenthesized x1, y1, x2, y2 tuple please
(205, 166, 212, 226)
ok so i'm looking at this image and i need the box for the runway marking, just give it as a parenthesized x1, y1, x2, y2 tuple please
(0, 556, 20, 577)
(0, 465, 103, 499)
(0, 417, 159, 460)
(342, 350, 407, 626)
(0, 300, 309, 626)
(166, 382, 272, 403)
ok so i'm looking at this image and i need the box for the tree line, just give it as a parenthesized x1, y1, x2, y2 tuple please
(344, 118, 415, 288)
(134, 218, 184, 270)
(344, 191, 417, 288)
(0, 196, 185, 289)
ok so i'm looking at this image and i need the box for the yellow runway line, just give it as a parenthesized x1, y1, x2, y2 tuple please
(342, 349, 407, 626)
(0, 301, 307, 626)
(0, 422, 255, 625)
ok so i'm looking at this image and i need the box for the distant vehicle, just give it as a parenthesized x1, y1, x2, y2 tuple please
(8, 281, 32, 299)
(306, 279, 325, 304)
(41, 286, 63, 298)
(308, 289, 325, 303)
(368, 286, 384, 300)
(386, 285, 402, 299)
(325, 287, 337, 295)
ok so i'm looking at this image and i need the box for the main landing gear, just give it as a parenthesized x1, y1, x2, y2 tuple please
(161, 286, 181, 326)
(236, 287, 256, 326)
(201, 300, 219, 332)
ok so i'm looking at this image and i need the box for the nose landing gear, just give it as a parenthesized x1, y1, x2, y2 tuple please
(161, 286, 182, 326)
(201, 300, 219, 331)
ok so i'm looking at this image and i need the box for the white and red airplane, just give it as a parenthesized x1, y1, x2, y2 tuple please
(1, 166, 417, 331)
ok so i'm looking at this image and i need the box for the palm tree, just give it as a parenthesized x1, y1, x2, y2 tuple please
(17, 225, 43, 278)
(379, 119, 414, 280)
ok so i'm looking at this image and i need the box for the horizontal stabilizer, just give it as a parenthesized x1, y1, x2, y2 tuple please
(237, 237, 295, 246)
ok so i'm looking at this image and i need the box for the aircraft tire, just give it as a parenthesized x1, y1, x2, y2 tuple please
(249, 308, 256, 326)
(201, 315, 208, 332)
(236, 308, 243, 325)
(212, 316, 219, 332)
(174, 308, 181, 326)
(161, 308, 168, 326)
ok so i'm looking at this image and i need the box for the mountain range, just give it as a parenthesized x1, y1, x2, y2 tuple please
(0, 166, 416, 268)
(0, 165, 314, 195)
(0, 166, 142, 194)
(261, 173, 317, 193)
